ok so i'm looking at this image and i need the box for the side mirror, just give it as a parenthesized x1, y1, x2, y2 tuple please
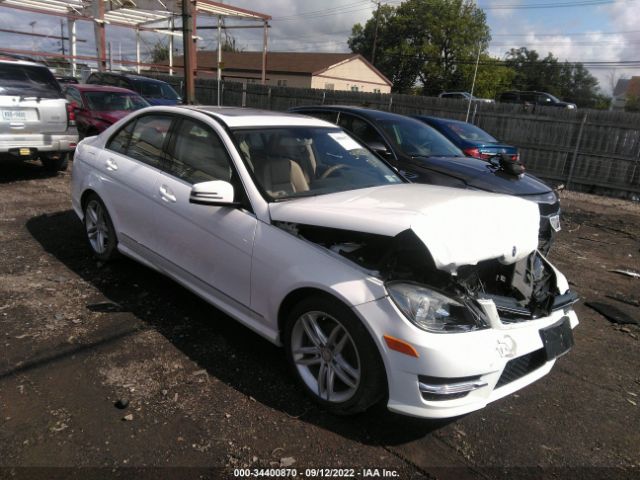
(367, 141, 391, 157)
(189, 180, 239, 207)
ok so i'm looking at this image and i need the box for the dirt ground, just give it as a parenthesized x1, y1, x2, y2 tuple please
(1, 158, 639, 480)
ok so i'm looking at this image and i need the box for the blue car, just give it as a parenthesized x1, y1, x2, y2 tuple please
(413, 115, 519, 162)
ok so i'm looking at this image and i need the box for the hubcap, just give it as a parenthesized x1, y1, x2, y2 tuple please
(85, 200, 109, 254)
(291, 311, 361, 403)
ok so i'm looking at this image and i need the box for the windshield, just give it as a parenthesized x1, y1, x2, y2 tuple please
(232, 127, 403, 201)
(444, 122, 497, 143)
(378, 117, 464, 158)
(132, 79, 179, 100)
(0, 64, 62, 98)
(84, 91, 149, 111)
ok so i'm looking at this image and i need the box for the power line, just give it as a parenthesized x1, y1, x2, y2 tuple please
(493, 28, 640, 37)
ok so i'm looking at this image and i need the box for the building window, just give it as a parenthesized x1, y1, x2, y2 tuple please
(350, 85, 359, 92)
(325, 83, 334, 90)
(277, 79, 288, 87)
(373, 89, 381, 93)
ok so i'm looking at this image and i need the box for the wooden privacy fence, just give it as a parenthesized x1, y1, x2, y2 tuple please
(152, 73, 640, 199)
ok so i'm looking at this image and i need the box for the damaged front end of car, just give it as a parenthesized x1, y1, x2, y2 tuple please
(274, 222, 578, 334)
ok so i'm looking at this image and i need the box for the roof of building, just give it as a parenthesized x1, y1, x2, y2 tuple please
(613, 77, 640, 97)
(173, 51, 392, 86)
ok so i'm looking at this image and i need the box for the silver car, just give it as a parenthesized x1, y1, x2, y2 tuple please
(0, 56, 78, 171)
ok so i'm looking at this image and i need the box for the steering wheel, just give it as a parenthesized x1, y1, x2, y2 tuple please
(320, 163, 349, 179)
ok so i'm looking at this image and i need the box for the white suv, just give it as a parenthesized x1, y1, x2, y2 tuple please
(71, 106, 578, 419)
(0, 56, 78, 171)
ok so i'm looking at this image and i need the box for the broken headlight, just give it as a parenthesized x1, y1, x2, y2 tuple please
(387, 282, 485, 333)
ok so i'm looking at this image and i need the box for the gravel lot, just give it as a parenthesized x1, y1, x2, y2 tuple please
(1, 159, 639, 480)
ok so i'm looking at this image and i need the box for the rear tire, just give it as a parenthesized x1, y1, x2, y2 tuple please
(284, 295, 386, 415)
(83, 194, 119, 262)
(41, 152, 69, 172)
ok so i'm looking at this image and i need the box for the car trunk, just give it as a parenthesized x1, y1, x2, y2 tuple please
(0, 63, 67, 135)
(0, 96, 68, 135)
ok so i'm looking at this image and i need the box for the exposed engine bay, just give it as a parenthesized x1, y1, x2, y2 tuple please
(275, 222, 576, 321)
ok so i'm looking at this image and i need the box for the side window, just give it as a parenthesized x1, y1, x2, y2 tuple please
(127, 115, 173, 168)
(166, 118, 232, 184)
(521, 93, 536, 103)
(106, 120, 136, 155)
(338, 114, 385, 146)
(117, 77, 131, 89)
(537, 93, 552, 104)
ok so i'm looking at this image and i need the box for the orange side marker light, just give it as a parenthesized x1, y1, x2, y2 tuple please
(384, 335, 419, 358)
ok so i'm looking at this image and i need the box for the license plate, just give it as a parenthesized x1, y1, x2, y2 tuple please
(549, 214, 561, 232)
(19, 148, 30, 156)
(2, 110, 28, 122)
(539, 317, 574, 361)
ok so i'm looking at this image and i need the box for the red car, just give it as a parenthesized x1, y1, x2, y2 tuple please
(63, 84, 149, 138)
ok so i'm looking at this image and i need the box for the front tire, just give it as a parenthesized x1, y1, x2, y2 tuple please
(83, 194, 119, 261)
(284, 295, 386, 415)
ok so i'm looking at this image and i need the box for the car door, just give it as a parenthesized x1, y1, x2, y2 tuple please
(151, 115, 257, 307)
(97, 113, 174, 256)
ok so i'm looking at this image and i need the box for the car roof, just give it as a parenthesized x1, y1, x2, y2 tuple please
(0, 56, 48, 68)
(292, 105, 416, 123)
(72, 84, 139, 94)
(91, 71, 168, 84)
(178, 106, 336, 128)
(415, 115, 470, 127)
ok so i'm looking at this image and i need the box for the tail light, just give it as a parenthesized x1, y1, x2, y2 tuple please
(66, 102, 76, 128)
(463, 147, 492, 160)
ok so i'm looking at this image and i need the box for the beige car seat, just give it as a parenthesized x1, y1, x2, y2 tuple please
(256, 158, 309, 197)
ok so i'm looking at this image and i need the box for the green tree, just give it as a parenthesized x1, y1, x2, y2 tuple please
(348, 0, 491, 94)
(626, 94, 640, 112)
(151, 41, 169, 64)
(504, 48, 604, 108)
(457, 54, 515, 100)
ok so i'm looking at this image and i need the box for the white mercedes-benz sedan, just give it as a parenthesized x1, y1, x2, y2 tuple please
(71, 106, 578, 419)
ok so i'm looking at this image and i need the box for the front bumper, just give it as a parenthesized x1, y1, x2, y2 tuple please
(354, 295, 578, 419)
(0, 131, 78, 155)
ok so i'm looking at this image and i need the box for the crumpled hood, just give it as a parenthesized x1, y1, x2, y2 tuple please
(269, 184, 540, 273)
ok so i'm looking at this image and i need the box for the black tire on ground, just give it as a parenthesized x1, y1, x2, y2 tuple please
(283, 294, 387, 415)
(41, 152, 69, 172)
(83, 193, 119, 262)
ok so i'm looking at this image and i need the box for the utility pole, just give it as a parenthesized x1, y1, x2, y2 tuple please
(371, 0, 380, 65)
(466, 44, 481, 123)
(60, 20, 65, 56)
(182, 0, 195, 104)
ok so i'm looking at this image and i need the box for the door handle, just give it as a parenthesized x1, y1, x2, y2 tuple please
(159, 185, 177, 203)
(105, 158, 118, 171)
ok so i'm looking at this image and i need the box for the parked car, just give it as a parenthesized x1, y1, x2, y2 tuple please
(439, 91, 494, 104)
(0, 56, 78, 171)
(72, 106, 578, 419)
(290, 106, 561, 253)
(55, 75, 79, 86)
(86, 72, 181, 105)
(413, 115, 519, 162)
(64, 84, 149, 138)
(498, 91, 576, 109)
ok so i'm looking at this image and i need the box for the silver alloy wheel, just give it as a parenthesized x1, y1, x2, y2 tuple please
(85, 199, 109, 255)
(291, 311, 361, 403)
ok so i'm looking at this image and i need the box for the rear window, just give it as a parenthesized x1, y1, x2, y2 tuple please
(0, 63, 62, 98)
(132, 79, 179, 100)
(444, 122, 497, 143)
